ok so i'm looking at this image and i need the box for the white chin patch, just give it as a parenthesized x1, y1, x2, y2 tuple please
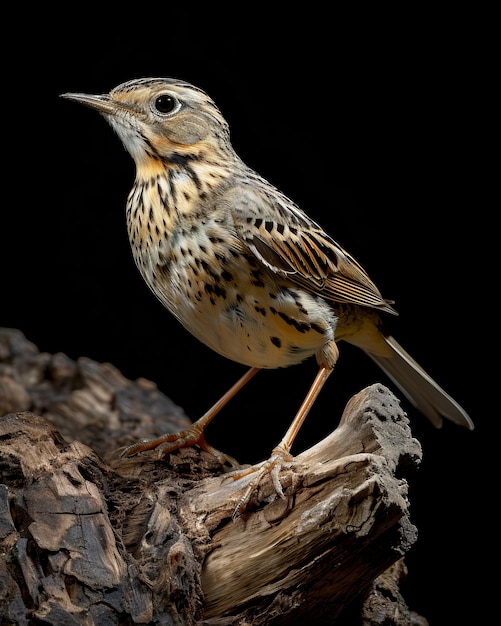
(108, 116, 146, 164)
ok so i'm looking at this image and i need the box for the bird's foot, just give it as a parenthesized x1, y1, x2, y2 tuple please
(119, 427, 240, 469)
(225, 444, 295, 519)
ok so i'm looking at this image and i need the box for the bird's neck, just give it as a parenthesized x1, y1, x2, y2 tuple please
(125, 156, 236, 257)
(137, 148, 235, 197)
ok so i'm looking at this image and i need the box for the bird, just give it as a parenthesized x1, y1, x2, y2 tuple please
(61, 78, 474, 512)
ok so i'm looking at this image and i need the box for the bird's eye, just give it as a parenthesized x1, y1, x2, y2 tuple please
(153, 94, 179, 115)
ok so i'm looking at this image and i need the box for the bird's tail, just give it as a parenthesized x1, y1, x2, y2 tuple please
(347, 330, 474, 430)
(342, 318, 474, 430)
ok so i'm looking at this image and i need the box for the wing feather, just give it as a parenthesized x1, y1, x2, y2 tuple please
(228, 184, 397, 315)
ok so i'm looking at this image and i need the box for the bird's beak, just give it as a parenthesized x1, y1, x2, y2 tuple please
(61, 92, 142, 121)
(60, 92, 120, 115)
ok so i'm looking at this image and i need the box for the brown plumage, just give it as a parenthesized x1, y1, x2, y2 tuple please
(62, 78, 473, 510)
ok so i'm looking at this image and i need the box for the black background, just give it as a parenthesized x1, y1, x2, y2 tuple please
(3, 9, 491, 624)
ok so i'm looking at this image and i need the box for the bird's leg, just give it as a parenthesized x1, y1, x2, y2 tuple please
(120, 366, 260, 467)
(230, 363, 334, 518)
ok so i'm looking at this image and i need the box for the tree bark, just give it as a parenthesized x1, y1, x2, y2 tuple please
(0, 327, 428, 625)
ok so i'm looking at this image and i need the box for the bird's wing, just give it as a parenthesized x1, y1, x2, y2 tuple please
(227, 184, 397, 314)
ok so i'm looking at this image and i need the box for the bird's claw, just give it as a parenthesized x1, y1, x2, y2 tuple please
(119, 428, 240, 469)
(119, 429, 196, 459)
(226, 448, 294, 519)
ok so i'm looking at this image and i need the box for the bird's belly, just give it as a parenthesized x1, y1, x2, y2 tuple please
(144, 258, 337, 369)
(180, 290, 335, 368)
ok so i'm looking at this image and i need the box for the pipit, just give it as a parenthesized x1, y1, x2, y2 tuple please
(62, 78, 473, 514)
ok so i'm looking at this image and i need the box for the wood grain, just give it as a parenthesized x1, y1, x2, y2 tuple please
(0, 328, 427, 625)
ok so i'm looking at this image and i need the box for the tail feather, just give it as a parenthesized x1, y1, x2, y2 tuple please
(364, 335, 474, 430)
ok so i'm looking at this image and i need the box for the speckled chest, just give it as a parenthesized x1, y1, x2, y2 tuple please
(124, 175, 336, 368)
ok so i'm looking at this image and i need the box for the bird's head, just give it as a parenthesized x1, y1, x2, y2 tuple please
(61, 78, 233, 169)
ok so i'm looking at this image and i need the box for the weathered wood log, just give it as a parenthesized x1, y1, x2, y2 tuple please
(0, 328, 427, 625)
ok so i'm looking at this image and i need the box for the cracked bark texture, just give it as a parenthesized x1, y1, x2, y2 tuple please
(0, 328, 427, 625)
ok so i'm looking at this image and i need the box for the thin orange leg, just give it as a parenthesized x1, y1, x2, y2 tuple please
(231, 364, 333, 516)
(120, 366, 260, 464)
(272, 364, 333, 457)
